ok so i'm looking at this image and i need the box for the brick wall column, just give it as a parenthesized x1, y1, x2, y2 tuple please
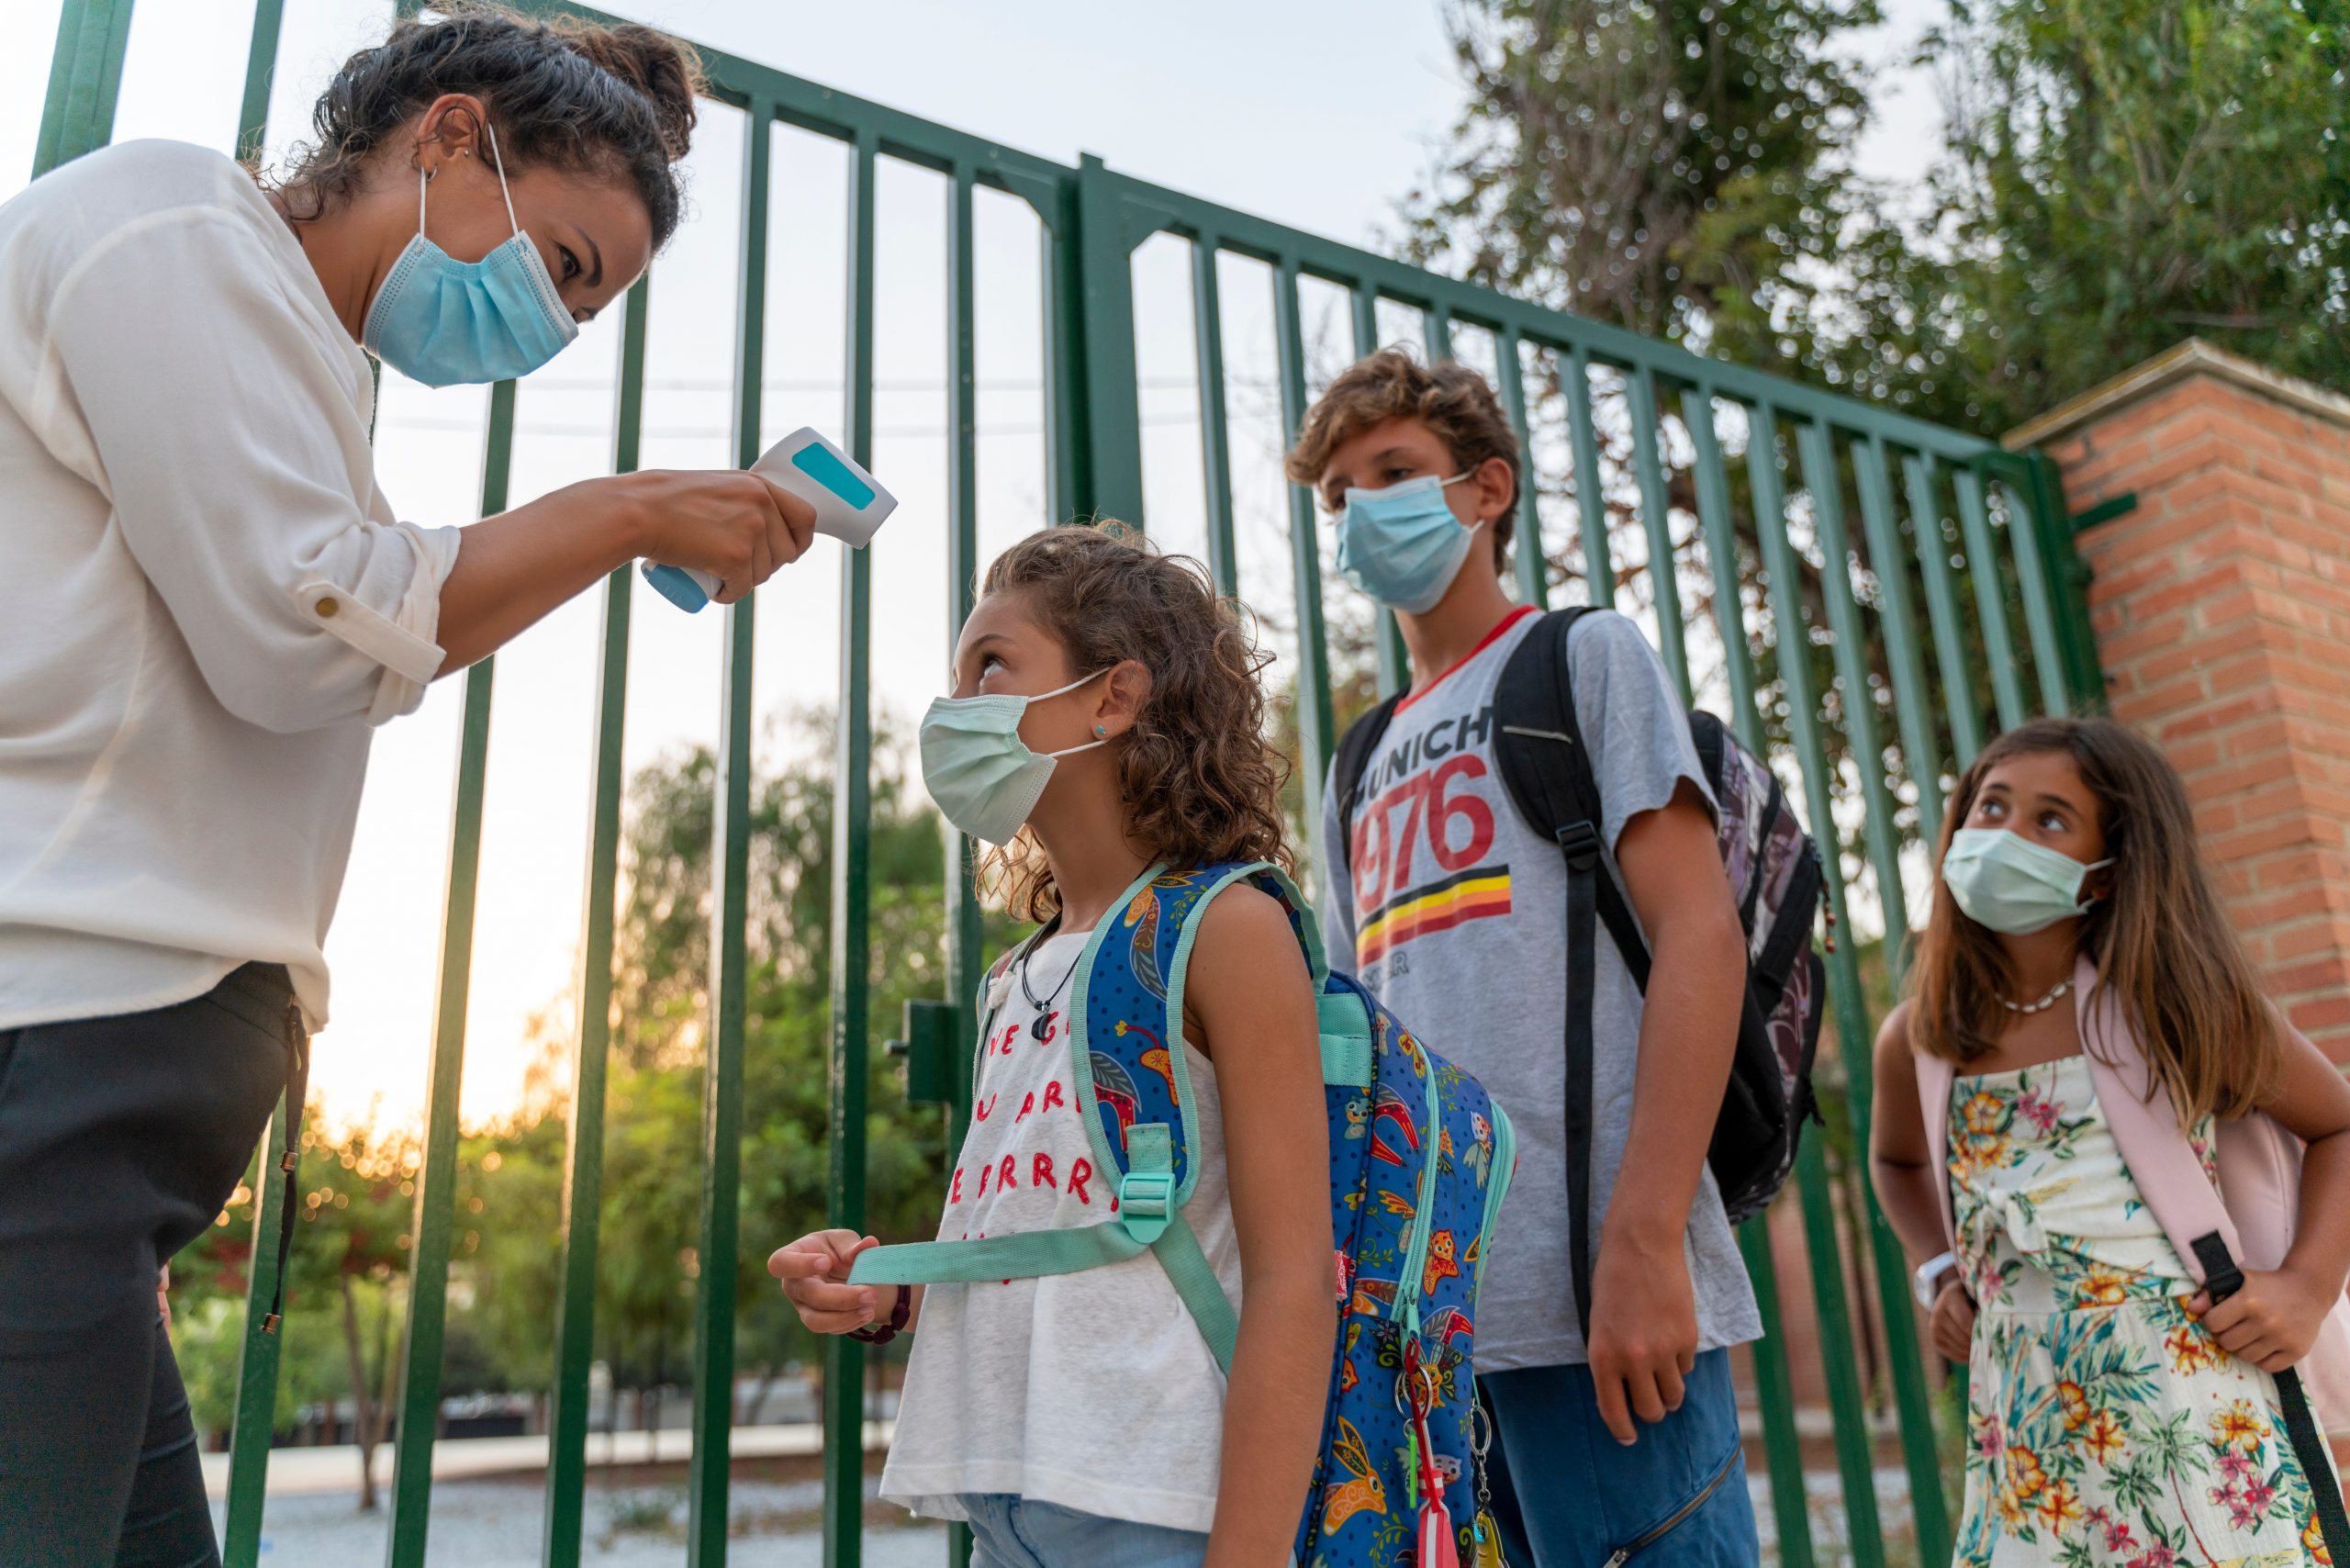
(2011, 340, 2350, 1055)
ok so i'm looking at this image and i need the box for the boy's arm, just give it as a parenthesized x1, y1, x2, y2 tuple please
(1591, 781, 1747, 1445)
(1189, 887, 1337, 1568)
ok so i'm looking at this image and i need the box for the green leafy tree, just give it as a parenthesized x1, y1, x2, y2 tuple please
(1402, 0, 1883, 368)
(1820, 0, 2350, 430)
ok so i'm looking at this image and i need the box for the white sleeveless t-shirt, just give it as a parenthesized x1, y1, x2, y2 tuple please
(878, 930, 1241, 1531)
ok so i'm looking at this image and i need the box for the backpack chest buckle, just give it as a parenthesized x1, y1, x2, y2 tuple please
(1119, 1170, 1175, 1244)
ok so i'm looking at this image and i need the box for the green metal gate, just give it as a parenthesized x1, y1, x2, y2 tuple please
(33, 2, 2101, 1563)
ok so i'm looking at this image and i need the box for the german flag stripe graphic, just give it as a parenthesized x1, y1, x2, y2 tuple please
(1357, 864, 1511, 966)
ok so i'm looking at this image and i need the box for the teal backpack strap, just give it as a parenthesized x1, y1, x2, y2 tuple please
(848, 1119, 1240, 1372)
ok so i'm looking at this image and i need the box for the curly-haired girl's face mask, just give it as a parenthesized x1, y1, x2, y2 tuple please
(920, 669, 1110, 846)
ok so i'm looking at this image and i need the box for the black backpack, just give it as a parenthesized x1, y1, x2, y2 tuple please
(1333, 607, 1827, 1340)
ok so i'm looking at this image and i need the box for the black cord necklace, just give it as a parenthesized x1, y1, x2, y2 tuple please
(1019, 924, 1084, 1040)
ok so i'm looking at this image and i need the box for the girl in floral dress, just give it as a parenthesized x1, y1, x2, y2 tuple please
(1869, 718, 2350, 1567)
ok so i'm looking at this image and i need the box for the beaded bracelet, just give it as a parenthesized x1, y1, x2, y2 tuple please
(847, 1284, 910, 1346)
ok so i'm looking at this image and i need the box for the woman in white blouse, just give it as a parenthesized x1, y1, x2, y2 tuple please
(0, 13, 810, 1562)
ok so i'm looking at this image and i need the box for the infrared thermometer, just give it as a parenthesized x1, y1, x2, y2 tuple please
(641, 428, 897, 612)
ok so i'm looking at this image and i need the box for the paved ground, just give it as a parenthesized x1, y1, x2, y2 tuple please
(206, 1459, 1918, 1566)
(209, 1476, 946, 1564)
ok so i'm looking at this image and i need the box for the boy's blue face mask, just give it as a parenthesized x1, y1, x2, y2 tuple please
(1335, 472, 1479, 613)
(362, 120, 579, 388)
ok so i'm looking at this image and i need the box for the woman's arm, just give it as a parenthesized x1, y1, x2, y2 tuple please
(433, 468, 816, 674)
(1186, 887, 1336, 1568)
(1870, 1004, 1974, 1361)
(2194, 1022, 2350, 1371)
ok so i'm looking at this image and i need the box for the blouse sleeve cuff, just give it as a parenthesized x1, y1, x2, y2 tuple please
(288, 521, 463, 727)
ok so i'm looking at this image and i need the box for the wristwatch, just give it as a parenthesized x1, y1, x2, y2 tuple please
(1914, 1250, 1960, 1310)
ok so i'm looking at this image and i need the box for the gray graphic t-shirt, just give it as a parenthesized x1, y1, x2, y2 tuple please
(1318, 607, 1762, 1372)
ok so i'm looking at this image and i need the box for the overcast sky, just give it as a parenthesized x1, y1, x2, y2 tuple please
(6, 0, 1947, 1127)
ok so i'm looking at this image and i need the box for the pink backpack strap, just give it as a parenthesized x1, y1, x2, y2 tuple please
(1914, 1048, 1958, 1255)
(2074, 953, 2241, 1284)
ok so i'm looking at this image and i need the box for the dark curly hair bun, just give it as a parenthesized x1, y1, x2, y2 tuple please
(280, 4, 706, 248)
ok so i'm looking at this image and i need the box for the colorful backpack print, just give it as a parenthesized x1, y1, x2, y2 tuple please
(851, 861, 1518, 1568)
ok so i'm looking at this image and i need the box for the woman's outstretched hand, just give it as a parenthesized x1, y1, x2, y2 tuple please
(621, 468, 815, 605)
(434, 467, 817, 675)
(767, 1229, 903, 1336)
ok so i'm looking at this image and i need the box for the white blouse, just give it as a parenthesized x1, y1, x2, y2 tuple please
(0, 140, 461, 1031)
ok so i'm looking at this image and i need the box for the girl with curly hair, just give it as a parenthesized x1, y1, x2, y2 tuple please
(770, 524, 1336, 1567)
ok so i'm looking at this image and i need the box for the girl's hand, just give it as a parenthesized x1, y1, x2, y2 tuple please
(767, 1229, 890, 1335)
(1930, 1279, 1975, 1363)
(2191, 1268, 2339, 1372)
(615, 468, 817, 605)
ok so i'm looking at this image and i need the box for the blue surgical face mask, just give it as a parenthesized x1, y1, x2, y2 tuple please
(1336, 472, 1480, 613)
(362, 120, 579, 388)
(1942, 827, 2113, 935)
(920, 669, 1110, 846)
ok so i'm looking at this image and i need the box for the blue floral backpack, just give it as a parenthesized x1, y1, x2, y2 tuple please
(852, 860, 1517, 1567)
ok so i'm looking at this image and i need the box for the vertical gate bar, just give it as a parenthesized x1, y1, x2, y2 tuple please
(1191, 233, 1240, 598)
(1348, 286, 1407, 696)
(1904, 454, 1986, 770)
(1796, 423, 1910, 958)
(1735, 1224, 1817, 1568)
(1073, 155, 1146, 526)
(2023, 451, 2105, 711)
(1754, 409, 1908, 1566)
(1855, 436, 1948, 845)
(1953, 465, 2028, 732)
(1795, 420, 1964, 1568)
(1040, 174, 1090, 523)
(385, 376, 517, 1568)
(1495, 329, 1547, 609)
(32, 0, 135, 177)
(223, 1106, 292, 1567)
(688, 104, 773, 1568)
(1680, 388, 1757, 722)
(1681, 392, 1814, 1565)
(1563, 345, 1617, 610)
(1623, 365, 1690, 696)
(943, 172, 983, 1568)
(824, 126, 880, 1568)
(1423, 301, 1452, 362)
(543, 274, 649, 1568)
(232, 0, 285, 166)
(946, 162, 984, 1131)
(1274, 259, 1337, 829)
(2000, 468, 2076, 717)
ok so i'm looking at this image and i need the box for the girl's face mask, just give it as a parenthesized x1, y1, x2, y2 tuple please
(1942, 827, 2112, 935)
(919, 669, 1109, 846)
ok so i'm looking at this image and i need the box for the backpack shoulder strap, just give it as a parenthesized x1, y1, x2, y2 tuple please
(1492, 606, 1650, 980)
(1333, 692, 1405, 876)
(1489, 605, 1624, 1344)
(2074, 955, 2239, 1275)
(1916, 1047, 1957, 1253)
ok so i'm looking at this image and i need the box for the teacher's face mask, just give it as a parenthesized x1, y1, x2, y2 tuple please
(1335, 472, 1480, 613)
(920, 669, 1110, 845)
(363, 119, 578, 387)
(1942, 827, 2112, 935)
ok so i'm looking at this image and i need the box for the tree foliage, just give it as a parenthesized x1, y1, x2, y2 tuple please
(1402, 0, 1884, 373)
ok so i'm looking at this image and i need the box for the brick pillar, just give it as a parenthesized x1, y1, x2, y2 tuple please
(2011, 340, 2350, 1055)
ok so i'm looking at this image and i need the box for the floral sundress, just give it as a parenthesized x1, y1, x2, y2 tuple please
(1951, 1055, 2327, 1567)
